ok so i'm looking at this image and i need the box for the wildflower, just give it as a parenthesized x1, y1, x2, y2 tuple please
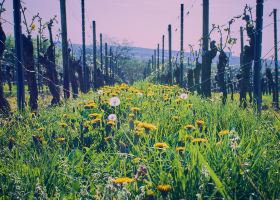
(186, 103, 193, 108)
(196, 120, 205, 127)
(37, 127, 44, 132)
(157, 184, 172, 196)
(138, 122, 157, 132)
(216, 141, 223, 145)
(176, 147, 186, 152)
(108, 114, 117, 122)
(154, 142, 169, 149)
(59, 122, 67, 128)
(131, 107, 140, 113)
(88, 113, 102, 119)
(192, 138, 208, 143)
(129, 113, 135, 118)
(32, 135, 43, 144)
(184, 124, 195, 130)
(133, 157, 141, 163)
(180, 93, 188, 100)
(105, 136, 113, 142)
(109, 97, 120, 107)
(172, 116, 179, 121)
(146, 190, 155, 198)
(107, 120, 115, 126)
(135, 127, 145, 136)
(112, 177, 135, 184)
(219, 130, 230, 136)
(56, 137, 66, 143)
(91, 118, 101, 124)
(84, 102, 97, 109)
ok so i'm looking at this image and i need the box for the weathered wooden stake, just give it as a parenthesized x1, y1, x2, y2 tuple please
(180, 3, 184, 87)
(92, 21, 97, 90)
(253, 0, 264, 113)
(168, 24, 173, 85)
(273, 9, 279, 109)
(13, 0, 25, 110)
(60, 0, 70, 99)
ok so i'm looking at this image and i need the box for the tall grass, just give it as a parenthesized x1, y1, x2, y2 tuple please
(0, 82, 279, 199)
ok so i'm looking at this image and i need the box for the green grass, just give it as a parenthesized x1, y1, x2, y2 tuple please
(0, 82, 279, 199)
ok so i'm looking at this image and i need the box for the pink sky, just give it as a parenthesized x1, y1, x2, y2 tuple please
(3, 0, 280, 57)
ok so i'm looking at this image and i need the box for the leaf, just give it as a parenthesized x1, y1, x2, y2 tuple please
(196, 147, 232, 200)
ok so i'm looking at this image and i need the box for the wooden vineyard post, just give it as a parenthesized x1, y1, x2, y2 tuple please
(92, 21, 97, 90)
(180, 3, 184, 87)
(253, 0, 264, 113)
(168, 24, 173, 85)
(13, 0, 25, 110)
(273, 9, 279, 109)
(60, 0, 70, 99)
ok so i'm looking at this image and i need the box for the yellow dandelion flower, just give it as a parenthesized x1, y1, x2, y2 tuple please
(84, 103, 97, 109)
(184, 124, 195, 130)
(154, 142, 169, 149)
(138, 122, 157, 131)
(176, 147, 186, 152)
(107, 120, 115, 126)
(131, 107, 140, 113)
(112, 177, 135, 184)
(172, 116, 179, 121)
(196, 120, 205, 127)
(37, 127, 44, 132)
(105, 136, 113, 142)
(133, 157, 141, 163)
(192, 138, 208, 143)
(56, 137, 66, 143)
(157, 184, 172, 192)
(59, 122, 67, 128)
(91, 118, 101, 124)
(146, 190, 155, 197)
(88, 113, 102, 119)
(219, 130, 230, 136)
(129, 113, 135, 118)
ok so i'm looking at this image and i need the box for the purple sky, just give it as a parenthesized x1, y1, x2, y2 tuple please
(3, 0, 280, 56)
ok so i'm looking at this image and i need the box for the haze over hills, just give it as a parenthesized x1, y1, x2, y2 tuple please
(67, 43, 241, 67)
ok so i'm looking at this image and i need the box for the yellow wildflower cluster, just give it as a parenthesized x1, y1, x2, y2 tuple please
(112, 177, 135, 184)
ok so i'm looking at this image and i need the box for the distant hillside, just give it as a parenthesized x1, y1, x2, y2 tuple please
(62, 43, 241, 67)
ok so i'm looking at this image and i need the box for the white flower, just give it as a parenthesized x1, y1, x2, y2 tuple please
(97, 90, 103, 95)
(109, 97, 121, 107)
(180, 93, 188, 100)
(108, 114, 117, 121)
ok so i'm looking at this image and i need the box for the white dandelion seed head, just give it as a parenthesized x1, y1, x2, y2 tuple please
(180, 93, 188, 100)
(108, 114, 117, 121)
(109, 97, 121, 107)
